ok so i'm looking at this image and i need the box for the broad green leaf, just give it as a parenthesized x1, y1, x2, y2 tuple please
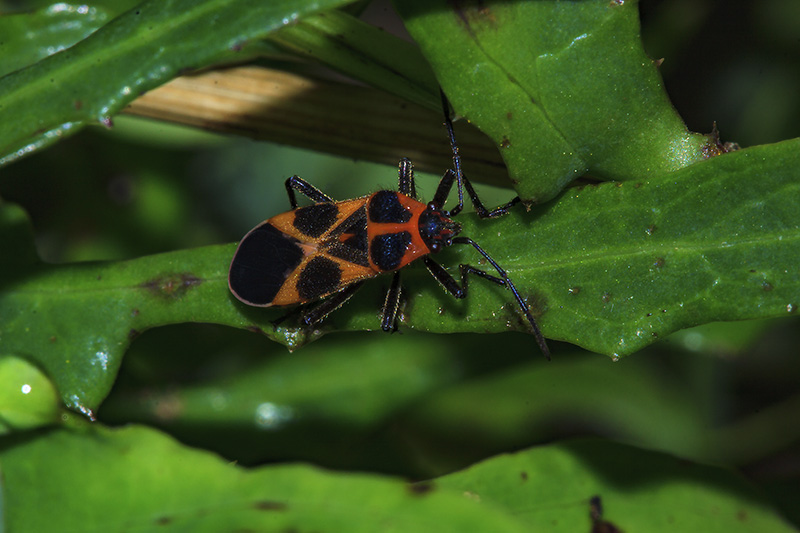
(98, 330, 525, 467)
(403, 355, 705, 464)
(403, 352, 800, 468)
(0, 424, 530, 532)
(1, 426, 789, 531)
(0, 237, 238, 416)
(101, 333, 468, 432)
(2, 138, 798, 412)
(396, 0, 711, 202)
(401, 139, 800, 357)
(435, 439, 795, 532)
(0, 0, 355, 166)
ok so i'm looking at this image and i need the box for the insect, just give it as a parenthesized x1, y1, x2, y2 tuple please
(228, 92, 550, 358)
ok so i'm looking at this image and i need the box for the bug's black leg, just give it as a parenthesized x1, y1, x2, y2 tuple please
(398, 158, 417, 199)
(423, 256, 504, 297)
(454, 236, 550, 359)
(431, 169, 457, 210)
(299, 281, 366, 327)
(285, 175, 335, 208)
(463, 177, 522, 219)
(380, 271, 403, 332)
(439, 91, 522, 219)
(440, 90, 465, 217)
(423, 244, 551, 360)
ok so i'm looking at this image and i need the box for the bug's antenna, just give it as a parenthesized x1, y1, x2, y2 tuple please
(440, 90, 465, 217)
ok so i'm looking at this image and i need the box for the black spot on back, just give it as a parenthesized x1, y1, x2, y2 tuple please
(339, 216, 368, 252)
(327, 242, 369, 267)
(297, 256, 342, 301)
(229, 224, 303, 305)
(294, 203, 338, 238)
(370, 232, 411, 271)
(369, 191, 411, 223)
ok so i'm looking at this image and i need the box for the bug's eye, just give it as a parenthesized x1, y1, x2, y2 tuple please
(427, 201, 438, 211)
(429, 242, 441, 253)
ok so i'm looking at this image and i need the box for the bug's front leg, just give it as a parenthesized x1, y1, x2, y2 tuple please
(422, 257, 505, 299)
(423, 250, 551, 360)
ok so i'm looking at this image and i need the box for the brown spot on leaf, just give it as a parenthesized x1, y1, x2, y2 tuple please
(409, 481, 435, 496)
(253, 500, 288, 511)
(140, 273, 203, 299)
(247, 325, 266, 335)
(451, 0, 497, 33)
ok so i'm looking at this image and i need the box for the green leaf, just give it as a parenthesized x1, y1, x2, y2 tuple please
(399, 139, 800, 357)
(98, 331, 489, 467)
(0, 424, 530, 532)
(1, 426, 790, 532)
(2, 138, 798, 412)
(0, 0, 355, 166)
(396, 0, 710, 202)
(0, 237, 237, 416)
(101, 333, 468, 431)
(436, 439, 794, 532)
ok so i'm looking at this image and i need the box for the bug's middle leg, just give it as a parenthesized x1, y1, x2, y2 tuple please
(380, 271, 403, 332)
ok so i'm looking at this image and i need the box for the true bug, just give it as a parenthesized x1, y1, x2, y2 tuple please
(229, 92, 550, 358)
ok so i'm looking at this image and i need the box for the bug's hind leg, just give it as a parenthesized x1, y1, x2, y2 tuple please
(271, 281, 366, 329)
(398, 158, 417, 199)
(285, 175, 335, 208)
(299, 281, 366, 327)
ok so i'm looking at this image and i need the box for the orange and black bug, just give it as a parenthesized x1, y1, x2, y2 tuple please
(229, 92, 550, 358)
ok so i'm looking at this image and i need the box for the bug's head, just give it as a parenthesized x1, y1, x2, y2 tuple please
(418, 202, 462, 253)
